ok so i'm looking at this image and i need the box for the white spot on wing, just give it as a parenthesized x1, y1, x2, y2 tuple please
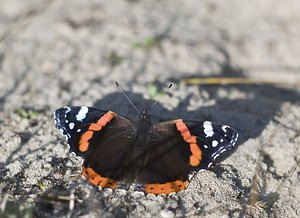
(76, 106, 88, 121)
(63, 106, 71, 117)
(212, 140, 218, 147)
(77, 129, 81, 132)
(64, 106, 71, 113)
(222, 125, 229, 133)
(214, 153, 220, 159)
(219, 148, 226, 154)
(204, 144, 208, 149)
(59, 129, 64, 134)
(188, 171, 197, 181)
(220, 139, 224, 142)
(69, 123, 75, 130)
(203, 121, 214, 138)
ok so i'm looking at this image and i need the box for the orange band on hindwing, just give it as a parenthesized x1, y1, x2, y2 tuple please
(175, 119, 202, 167)
(78, 111, 115, 152)
(82, 166, 118, 189)
(144, 180, 188, 194)
(83, 165, 188, 194)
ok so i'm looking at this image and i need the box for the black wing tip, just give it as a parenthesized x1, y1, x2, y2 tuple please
(207, 129, 239, 168)
(53, 106, 72, 140)
(230, 131, 239, 148)
(54, 105, 71, 122)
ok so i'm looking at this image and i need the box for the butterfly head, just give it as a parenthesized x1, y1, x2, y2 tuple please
(139, 108, 151, 122)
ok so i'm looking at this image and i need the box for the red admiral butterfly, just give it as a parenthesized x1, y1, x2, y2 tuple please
(54, 87, 238, 195)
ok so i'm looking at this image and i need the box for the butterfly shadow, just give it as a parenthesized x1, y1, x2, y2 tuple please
(93, 84, 299, 138)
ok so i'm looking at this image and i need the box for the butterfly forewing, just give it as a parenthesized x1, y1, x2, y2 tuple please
(183, 120, 238, 168)
(54, 106, 134, 157)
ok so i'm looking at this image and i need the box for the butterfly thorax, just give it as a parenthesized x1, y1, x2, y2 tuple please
(133, 108, 153, 146)
(121, 108, 153, 181)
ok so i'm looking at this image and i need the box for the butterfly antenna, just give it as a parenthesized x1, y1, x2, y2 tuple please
(149, 82, 173, 111)
(115, 81, 139, 114)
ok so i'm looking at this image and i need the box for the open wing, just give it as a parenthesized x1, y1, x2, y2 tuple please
(54, 106, 135, 189)
(135, 119, 238, 194)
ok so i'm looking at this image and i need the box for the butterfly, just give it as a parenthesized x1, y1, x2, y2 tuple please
(54, 104, 238, 195)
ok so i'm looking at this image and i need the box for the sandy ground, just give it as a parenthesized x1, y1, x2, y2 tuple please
(0, 0, 300, 217)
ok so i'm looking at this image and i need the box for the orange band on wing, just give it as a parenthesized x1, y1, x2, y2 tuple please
(79, 141, 89, 153)
(190, 155, 200, 166)
(175, 119, 202, 167)
(144, 180, 188, 194)
(78, 111, 115, 152)
(82, 166, 118, 189)
(80, 130, 93, 142)
(95, 112, 115, 126)
(88, 123, 102, 131)
(190, 143, 201, 160)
